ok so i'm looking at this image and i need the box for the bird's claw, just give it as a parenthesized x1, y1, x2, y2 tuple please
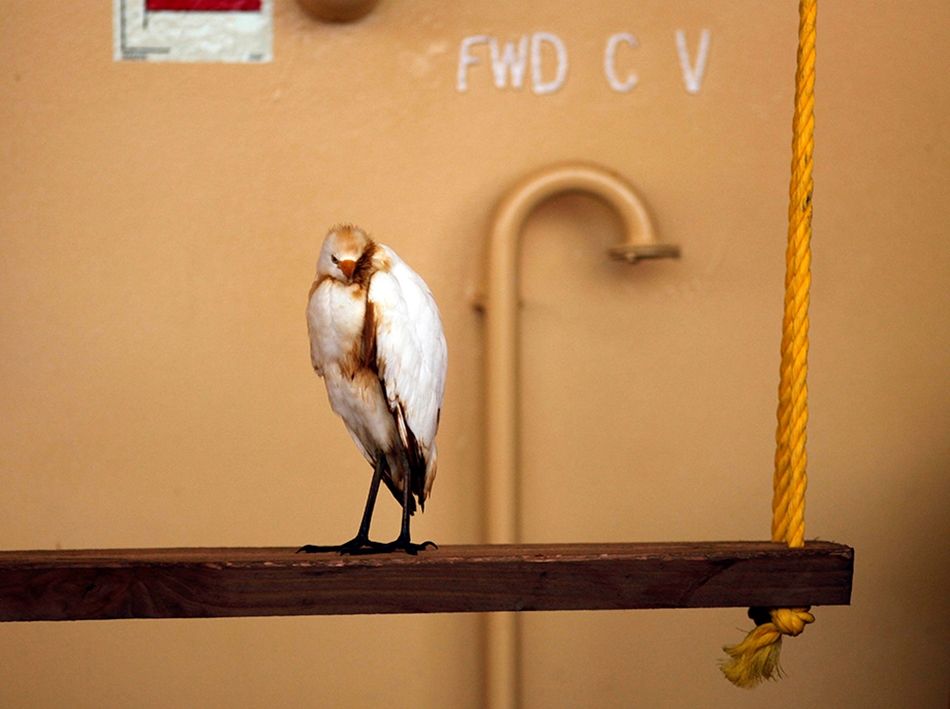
(375, 538, 438, 556)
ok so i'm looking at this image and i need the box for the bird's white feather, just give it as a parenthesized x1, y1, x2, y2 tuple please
(307, 226, 446, 506)
(368, 246, 447, 490)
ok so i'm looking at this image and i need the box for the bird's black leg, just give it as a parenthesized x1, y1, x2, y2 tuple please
(297, 454, 389, 554)
(378, 455, 437, 555)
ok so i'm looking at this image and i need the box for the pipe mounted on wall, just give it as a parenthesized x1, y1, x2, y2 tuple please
(483, 161, 680, 709)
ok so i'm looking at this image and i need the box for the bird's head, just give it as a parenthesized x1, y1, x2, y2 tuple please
(317, 224, 374, 284)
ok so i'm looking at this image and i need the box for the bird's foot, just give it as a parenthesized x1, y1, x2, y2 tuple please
(296, 534, 390, 555)
(372, 535, 438, 556)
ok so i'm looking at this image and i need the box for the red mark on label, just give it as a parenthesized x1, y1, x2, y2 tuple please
(146, 0, 262, 11)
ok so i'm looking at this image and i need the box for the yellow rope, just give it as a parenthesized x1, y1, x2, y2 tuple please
(721, 0, 817, 687)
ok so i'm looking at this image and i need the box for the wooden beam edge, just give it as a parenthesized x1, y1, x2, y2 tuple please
(0, 541, 853, 622)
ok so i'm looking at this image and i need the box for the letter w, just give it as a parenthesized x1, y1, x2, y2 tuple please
(489, 36, 529, 89)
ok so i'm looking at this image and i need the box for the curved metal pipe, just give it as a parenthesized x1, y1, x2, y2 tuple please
(483, 162, 679, 709)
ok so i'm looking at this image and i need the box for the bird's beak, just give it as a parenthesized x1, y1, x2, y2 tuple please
(338, 259, 357, 279)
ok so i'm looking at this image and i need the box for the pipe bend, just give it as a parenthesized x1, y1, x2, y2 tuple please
(490, 161, 679, 265)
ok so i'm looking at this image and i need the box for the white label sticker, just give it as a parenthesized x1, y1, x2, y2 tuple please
(114, 0, 272, 63)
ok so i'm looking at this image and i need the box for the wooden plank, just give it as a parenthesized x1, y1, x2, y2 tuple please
(0, 541, 852, 622)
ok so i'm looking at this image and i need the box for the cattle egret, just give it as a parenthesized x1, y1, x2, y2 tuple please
(299, 224, 447, 554)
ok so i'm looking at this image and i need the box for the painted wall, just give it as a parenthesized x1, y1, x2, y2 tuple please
(1, 2, 948, 707)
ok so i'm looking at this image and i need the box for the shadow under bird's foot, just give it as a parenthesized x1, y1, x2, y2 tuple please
(296, 535, 437, 556)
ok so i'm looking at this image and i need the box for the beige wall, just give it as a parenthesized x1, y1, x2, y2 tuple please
(2, 2, 949, 707)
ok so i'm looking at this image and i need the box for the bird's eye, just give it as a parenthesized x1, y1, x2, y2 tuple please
(330, 255, 339, 265)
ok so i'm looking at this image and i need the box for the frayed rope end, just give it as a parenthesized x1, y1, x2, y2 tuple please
(719, 607, 814, 689)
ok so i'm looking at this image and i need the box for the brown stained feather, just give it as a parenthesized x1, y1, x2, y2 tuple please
(339, 319, 367, 381)
(397, 403, 428, 510)
(331, 241, 382, 379)
(352, 241, 380, 290)
(382, 469, 417, 515)
(332, 223, 365, 252)
(361, 298, 379, 373)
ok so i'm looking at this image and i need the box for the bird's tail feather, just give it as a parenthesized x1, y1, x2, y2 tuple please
(381, 466, 417, 515)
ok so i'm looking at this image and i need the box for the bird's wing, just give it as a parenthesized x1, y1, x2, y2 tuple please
(307, 278, 326, 375)
(366, 248, 447, 458)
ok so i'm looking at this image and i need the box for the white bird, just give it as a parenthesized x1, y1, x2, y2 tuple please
(299, 224, 447, 555)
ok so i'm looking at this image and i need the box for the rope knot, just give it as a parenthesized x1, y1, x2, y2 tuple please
(771, 607, 815, 636)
